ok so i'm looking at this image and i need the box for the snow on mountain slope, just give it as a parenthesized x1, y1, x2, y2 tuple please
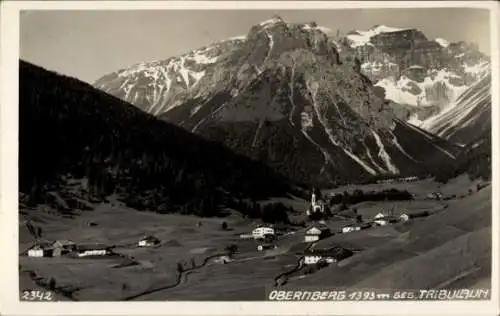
(346, 25, 408, 48)
(419, 73, 491, 145)
(375, 68, 471, 107)
(94, 17, 458, 186)
(94, 37, 247, 116)
(435, 38, 450, 48)
(336, 25, 490, 126)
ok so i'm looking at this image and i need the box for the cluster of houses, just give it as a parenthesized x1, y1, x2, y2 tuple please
(25, 235, 163, 258)
(25, 240, 114, 258)
(298, 210, 412, 265)
(301, 246, 354, 265)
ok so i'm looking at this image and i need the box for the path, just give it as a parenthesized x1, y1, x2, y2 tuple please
(122, 252, 226, 301)
(273, 242, 316, 287)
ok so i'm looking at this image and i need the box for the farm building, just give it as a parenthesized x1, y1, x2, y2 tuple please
(304, 224, 331, 242)
(214, 256, 231, 264)
(427, 192, 443, 200)
(26, 242, 54, 257)
(75, 244, 113, 257)
(374, 213, 389, 226)
(256, 233, 277, 251)
(52, 240, 76, 256)
(252, 225, 275, 240)
(341, 225, 361, 234)
(400, 213, 411, 222)
(302, 246, 353, 265)
(138, 235, 161, 247)
(257, 242, 276, 252)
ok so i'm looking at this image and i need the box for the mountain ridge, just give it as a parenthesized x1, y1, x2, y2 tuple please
(335, 24, 490, 124)
(94, 17, 460, 186)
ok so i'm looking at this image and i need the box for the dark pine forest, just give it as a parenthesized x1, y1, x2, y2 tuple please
(19, 60, 294, 218)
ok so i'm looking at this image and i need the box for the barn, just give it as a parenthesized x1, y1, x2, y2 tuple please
(304, 225, 331, 242)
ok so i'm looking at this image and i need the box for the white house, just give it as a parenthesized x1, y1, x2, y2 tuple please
(400, 213, 411, 222)
(76, 245, 112, 257)
(304, 225, 330, 242)
(374, 212, 389, 226)
(252, 226, 275, 239)
(138, 235, 161, 247)
(341, 225, 361, 234)
(302, 246, 353, 265)
(27, 248, 45, 257)
(304, 255, 336, 265)
(214, 256, 231, 264)
(26, 242, 53, 257)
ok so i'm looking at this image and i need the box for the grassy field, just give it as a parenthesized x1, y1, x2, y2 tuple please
(325, 175, 484, 199)
(19, 176, 491, 300)
(284, 183, 492, 291)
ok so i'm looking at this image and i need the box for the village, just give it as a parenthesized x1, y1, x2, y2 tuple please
(22, 187, 444, 270)
(236, 188, 432, 276)
(20, 176, 486, 300)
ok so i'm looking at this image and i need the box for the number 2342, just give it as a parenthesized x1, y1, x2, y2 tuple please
(21, 290, 54, 301)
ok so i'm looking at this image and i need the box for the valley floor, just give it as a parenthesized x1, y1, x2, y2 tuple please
(18, 176, 491, 301)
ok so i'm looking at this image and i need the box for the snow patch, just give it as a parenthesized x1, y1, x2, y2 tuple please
(190, 70, 206, 87)
(342, 149, 377, 175)
(347, 25, 406, 48)
(190, 53, 218, 64)
(365, 144, 386, 173)
(229, 35, 247, 41)
(391, 133, 419, 162)
(371, 130, 399, 174)
(375, 69, 468, 107)
(264, 31, 274, 64)
(178, 56, 191, 87)
(259, 17, 283, 29)
(302, 24, 333, 35)
(463, 61, 490, 77)
(407, 113, 424, 126)
(435, 38, 449, 48)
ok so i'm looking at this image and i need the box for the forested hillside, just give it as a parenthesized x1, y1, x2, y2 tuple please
(19, 60, 293, 217)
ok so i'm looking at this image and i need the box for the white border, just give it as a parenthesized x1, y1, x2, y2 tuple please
(1, 1, 499, 316)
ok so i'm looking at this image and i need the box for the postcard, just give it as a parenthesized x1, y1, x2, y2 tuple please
(1, 1, 498, 315)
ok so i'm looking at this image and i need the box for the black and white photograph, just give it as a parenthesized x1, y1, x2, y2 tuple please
(0, 1, 498, 315)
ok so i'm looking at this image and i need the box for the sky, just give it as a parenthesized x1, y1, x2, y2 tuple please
(20, 8, 491, 84)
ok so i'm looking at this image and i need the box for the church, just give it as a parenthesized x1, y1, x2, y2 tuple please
(306, 188, 327, 216)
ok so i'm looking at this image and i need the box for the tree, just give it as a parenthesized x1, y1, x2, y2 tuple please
(225, 244, 238, 256)
(261, 202, 290, 224)
(49, 277, 56, 290)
